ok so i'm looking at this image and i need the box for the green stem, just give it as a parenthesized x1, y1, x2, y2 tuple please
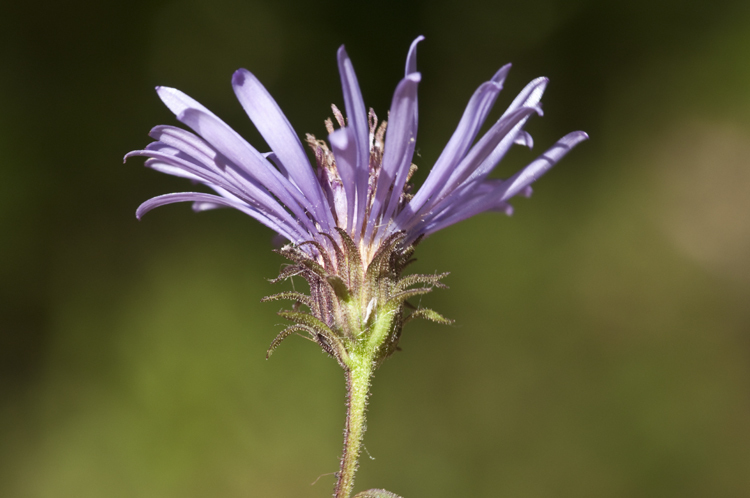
(334, 351, 375, 498)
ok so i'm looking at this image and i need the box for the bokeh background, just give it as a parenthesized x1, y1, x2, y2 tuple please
(2, 0, 750, 496)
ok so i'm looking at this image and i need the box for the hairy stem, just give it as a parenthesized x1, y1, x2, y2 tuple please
(334, 351, 375, 498)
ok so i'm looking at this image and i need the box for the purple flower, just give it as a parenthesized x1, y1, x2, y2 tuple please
(126, 37, 587, 263)
(126, 36, 588, 367)
(127, 40, 588, 497)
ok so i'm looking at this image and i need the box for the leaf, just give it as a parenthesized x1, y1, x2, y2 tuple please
(353, 489, 403, 498)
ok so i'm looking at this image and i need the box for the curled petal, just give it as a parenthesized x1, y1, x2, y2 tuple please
(416, 131, 588, 238)
(156, 86, 320, 236)
(499, 131, 589, 202)
(396, 67, 512, 224)
(404, 36, 424, 76)
(136, 192, 301, 242)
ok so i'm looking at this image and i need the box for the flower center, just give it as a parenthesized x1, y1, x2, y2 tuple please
(305, 105, 417, 264)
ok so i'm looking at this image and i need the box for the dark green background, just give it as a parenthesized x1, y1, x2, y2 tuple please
(2, 1, 750, 496)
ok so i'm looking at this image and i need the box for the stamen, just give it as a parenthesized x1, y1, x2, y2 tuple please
(375, 119, 387, 145)
(368, 108, 378, 135)
(331, 104, 346, 128)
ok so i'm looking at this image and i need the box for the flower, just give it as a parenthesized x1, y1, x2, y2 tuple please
(126, 36, 587, 367)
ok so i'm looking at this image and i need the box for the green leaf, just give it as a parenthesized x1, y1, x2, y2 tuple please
(353, 489, 403, 498)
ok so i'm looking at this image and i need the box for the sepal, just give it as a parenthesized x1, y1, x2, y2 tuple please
(260, 291, 315, 309)
(327, 275, 352, 302)
(277, 311, 351, 368)
(393, 272, 449, 292)
(266, 325, 308, 358)
(264, 231, 451, 369)
(385, 287, 434, 308)
(405, 307, 454, 325)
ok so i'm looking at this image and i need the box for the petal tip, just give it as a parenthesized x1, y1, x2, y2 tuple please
(231, 68, 251, 87)
(328, 127, 350, 149)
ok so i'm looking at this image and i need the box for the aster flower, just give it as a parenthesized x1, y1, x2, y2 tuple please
(126, 36, 586, 498)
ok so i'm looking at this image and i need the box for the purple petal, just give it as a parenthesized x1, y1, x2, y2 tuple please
(129, 145, 263, 209)
(127, 147, 306, 238)
(136, 192, 302, 242)
(399, 105, 540, 234)
(328, 126, 358, 232)
(231, 69, 333, 229)
(397, 68, 511, 223)
(149, 125, 229, 173)
(441, 104, 542, 194)
(414, 131, 588, 237)
(502, 77, 548, 118)
(337, 46, 370, 238)
(192, 201, 227, 212)
(491, 63, 512, 87)
(155, 86, 320, 235)
(459, 77, 548, 187)
(498, 131, 589, 202)
(365, 73, 421, 243)
(405, 36, 425, 76)
(514, 131, 534, 148)
(144, 158, 203, 182)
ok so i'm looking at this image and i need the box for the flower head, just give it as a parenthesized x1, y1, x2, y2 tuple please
(126, 37, 587, 368)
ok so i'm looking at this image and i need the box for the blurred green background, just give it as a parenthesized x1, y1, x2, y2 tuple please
(2, 0, 750, 497)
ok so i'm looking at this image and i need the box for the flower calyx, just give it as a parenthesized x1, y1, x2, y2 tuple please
(262, 230, 452, 369)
